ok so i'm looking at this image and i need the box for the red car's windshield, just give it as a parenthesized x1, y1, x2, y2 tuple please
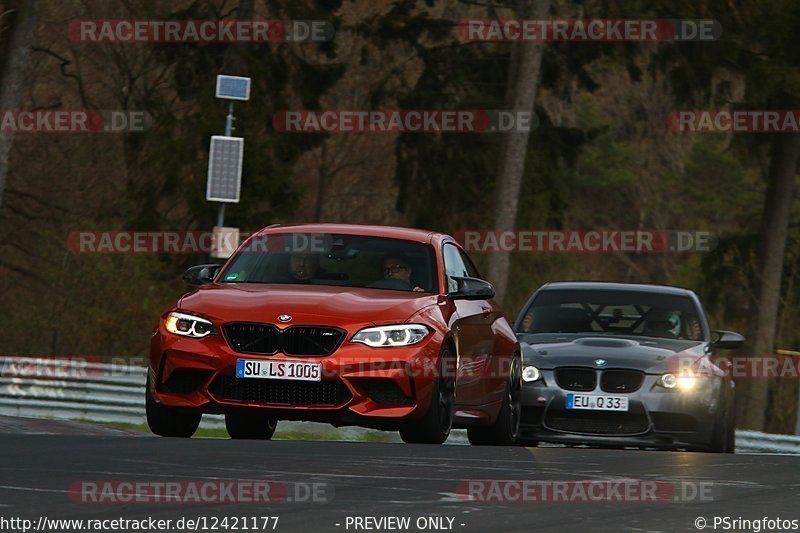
(219, 233, 438, 293)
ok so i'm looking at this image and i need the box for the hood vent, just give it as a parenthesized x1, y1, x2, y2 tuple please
(573, 338, 636, 349)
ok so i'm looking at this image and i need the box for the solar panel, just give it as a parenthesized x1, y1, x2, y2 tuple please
(206, 135, 244, 203)
(215, 75, 251, 101)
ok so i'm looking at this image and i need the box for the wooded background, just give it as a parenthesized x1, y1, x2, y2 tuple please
(0, 0, 798, 433)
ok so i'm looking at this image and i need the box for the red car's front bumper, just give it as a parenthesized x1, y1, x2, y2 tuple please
(149, 322, 445, 429)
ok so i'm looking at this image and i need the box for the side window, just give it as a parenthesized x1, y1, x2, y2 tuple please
(443, 243, 469, 293)
(458, 250, 482, 279)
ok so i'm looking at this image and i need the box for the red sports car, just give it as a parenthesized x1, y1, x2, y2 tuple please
(147, 224, 521, 444)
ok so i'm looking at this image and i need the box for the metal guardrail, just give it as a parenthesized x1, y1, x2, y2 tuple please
(0, 356, 798, 451)
(0, 356, 226, 429)
(734, 431, 800, 454)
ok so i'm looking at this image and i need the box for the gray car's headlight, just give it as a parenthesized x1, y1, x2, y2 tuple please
(164, 312, 216, 338)
(658, 373, 696, 391)
(351, 324, 430, 347)
(522, 365, 541, 382)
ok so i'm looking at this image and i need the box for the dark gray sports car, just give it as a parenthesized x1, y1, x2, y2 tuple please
(514, 282, 744, 452)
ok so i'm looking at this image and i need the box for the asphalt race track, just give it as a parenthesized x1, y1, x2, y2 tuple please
(0, 417, 798, 533)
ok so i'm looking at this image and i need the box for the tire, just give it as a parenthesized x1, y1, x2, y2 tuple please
(467, 355, 522, 446)
(146, 375, 201, 438)
(707, 384, 734, 453)
(399, 345, 455, 444)
(225, 412, 278, 440)
(724, 385, 736, 453)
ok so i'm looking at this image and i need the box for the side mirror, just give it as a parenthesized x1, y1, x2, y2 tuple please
(183, 264, 222, 286)
(448, 276, 495, 301)
(712, 330, 745, 350)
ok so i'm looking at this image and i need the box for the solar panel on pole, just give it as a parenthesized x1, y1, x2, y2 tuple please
(215, 75, 251, 101)
(206, 135, 244, 203)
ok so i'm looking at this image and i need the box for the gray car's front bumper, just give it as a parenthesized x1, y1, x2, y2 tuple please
(519, 370, 725, 450)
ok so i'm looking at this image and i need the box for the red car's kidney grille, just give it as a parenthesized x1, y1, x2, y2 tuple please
(282, 326, 346, 356)
(223, 323, 281, 354)
(222, 323, 345, 356)
(210, 375, 351, 406)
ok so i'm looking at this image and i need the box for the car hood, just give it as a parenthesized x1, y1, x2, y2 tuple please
(518, 333, 708, 374)
(177, 283, 438, 329)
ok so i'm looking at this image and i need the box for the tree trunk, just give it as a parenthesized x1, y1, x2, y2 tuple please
(737, 132, 800, 430)
(485, 0, 550, 303)
(221, 0, 255, 75)
(0, 0, 38, 213)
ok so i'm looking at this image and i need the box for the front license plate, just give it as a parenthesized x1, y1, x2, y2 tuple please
(236, 359, 321, 382)
(566, 394, 629, 411)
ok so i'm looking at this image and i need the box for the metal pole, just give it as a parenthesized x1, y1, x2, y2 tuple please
(216, 102, 235, 228)
(225, 101, 234, 136)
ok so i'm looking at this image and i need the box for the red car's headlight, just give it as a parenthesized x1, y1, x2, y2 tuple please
(350, 324, 430, 347)
(164, 312, 217, 338)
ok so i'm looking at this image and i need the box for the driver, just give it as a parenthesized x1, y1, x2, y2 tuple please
(644, 308, 681, 338)
(382, 255, 424, 292)
(289, 252, 320, 282)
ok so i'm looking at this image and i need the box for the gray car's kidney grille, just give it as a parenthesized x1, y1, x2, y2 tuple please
(554, 368, 596, 391)
(600, 370, 645, 393)
(223, 323, 345, 356)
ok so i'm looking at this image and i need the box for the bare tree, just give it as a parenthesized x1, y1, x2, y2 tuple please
(738, 132, 800, 430)
(485, 0, 549, 302)
(0, 0, 38, 213)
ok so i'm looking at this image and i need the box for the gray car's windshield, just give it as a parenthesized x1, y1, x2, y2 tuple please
(218, 233, 438, 293)
(517, 289, 704, 341)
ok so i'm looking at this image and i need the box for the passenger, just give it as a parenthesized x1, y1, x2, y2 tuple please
(382, 255, 424, 292)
